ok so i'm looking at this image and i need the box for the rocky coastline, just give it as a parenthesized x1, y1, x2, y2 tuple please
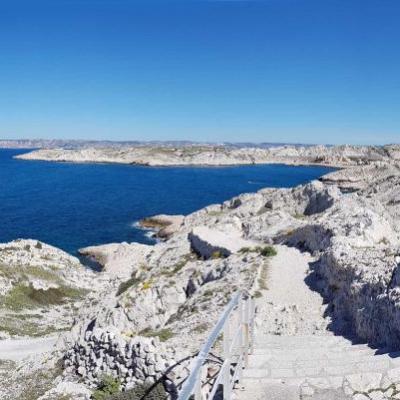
(3, 146, 400, 399)
(14, 144, 400, 167)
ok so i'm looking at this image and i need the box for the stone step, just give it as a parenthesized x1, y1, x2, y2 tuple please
(252, 342, 377, 355)
(252, 345, 382, 360)
(254, 335, 361, 348)
(237, 331, 400, 399)
(255, 333, 347, 341)
(237, 371, 400, 400)
(243, 353, 400, 380)
(247, 351, 389, 368)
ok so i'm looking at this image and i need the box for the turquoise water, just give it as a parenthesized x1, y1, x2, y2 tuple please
(0, 149, 335, 254)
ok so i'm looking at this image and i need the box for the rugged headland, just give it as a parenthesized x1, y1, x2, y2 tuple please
(3, 146, 400, 399)
(14, 144, 400, 167)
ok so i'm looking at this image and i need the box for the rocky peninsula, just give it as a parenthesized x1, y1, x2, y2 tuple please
(14, 144, 400, 167)
(4, 145, 400, 399)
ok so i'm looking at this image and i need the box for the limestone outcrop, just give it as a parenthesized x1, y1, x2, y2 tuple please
(139, 214, 184, 239)
(0, 239, 95, 339)
(188, 225, 258, 259)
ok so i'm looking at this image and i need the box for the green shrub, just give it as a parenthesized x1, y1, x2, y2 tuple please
(211, 251, 225, 259)
(116, 276, 141, 296)
(258, 246, 277, 257)
(141, 280, 153, 290)
(92, 375, 121, 400)
(239, 245, 277, 257)
(161, 259, 187, 278)
(106, 382, 167, 400)
(203, 289, 214, 298)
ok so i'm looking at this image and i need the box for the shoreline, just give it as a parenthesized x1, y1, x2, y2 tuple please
(14, 152, 346, 169)
(13, 143, 391, 170)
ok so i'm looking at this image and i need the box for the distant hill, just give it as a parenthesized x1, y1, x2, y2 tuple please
(0, 139, 312, 150)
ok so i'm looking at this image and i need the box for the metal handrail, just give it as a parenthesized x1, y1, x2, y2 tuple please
(177, 291, 255, 400)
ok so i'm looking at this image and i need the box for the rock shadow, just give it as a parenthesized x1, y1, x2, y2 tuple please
(304, 258, 398, 356)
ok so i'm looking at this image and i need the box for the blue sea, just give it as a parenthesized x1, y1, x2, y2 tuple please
(0, 149, 335, 254)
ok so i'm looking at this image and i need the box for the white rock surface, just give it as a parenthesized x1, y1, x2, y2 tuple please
(189, 225, 259, 259)
(14, 144, 396, 167)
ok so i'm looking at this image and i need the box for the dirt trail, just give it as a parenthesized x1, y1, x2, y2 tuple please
(0, 336, 58, 361)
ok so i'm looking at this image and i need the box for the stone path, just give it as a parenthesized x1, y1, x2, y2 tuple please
(236, 246, 400, 400)
(255, 245, 330, 336)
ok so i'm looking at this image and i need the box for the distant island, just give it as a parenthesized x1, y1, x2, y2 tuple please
(0, 138, 306, 150)
(13, 143, 400, 167)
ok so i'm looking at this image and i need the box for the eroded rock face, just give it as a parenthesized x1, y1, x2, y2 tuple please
(277, 181, 400, 347)
(79, 241, 153, 278)
(188, 225, 259, 259)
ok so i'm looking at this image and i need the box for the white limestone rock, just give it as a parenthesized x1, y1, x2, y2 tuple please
(188, 225, 259, 259)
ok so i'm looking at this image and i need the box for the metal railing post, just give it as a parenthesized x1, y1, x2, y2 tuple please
(249, 297, 255, 354)
(176, 292, 255, 400)
(223, 315, 231, 400)
(194, 370, 202, 400)
(243, 297, 250, 368)
(237, 297, 244, 384)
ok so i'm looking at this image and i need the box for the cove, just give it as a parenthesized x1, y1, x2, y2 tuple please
(0, 149, 336, 254)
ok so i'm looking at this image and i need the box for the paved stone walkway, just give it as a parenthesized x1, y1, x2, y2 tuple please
(236, 246, 400, 400)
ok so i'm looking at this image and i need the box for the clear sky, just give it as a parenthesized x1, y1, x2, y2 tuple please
(1, 0, 400, 145)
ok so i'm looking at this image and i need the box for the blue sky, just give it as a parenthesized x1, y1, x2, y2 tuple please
(0, 0, 399, 145)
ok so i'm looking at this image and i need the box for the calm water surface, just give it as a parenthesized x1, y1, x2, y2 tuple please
(0, 149, 335, 254)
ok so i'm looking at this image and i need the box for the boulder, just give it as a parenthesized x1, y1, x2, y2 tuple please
(140, 214, 184, 239)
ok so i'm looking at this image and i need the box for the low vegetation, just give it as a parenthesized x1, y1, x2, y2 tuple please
(141, 280, 153, 290)
(207, 210, 224, 217)
(92, 375, 121, 400)
(106, 382, 168, 400)
(259, 246, 277, 257)
(1, 284, 86, 311)
(116, 275, 141, 296)
(191, 322, 209, 334)
(258, 262, 269, 290)
(139, 327, 174, 342)
(239, 245, 277, 257)
(0, 314, 65, 337)
(2, 362, 64, 400)
(161, 260, 187, 278)
(293, 213, 306, 219)
(211, 250, 226, 259)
